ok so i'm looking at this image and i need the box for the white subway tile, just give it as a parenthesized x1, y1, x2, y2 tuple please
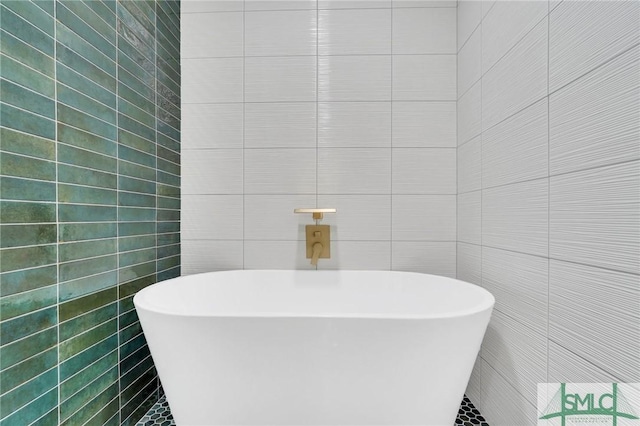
(319, 55, 391, 101)
(392, 148, 457, 194)
(391, 241, 456, 277)
(244, 241, 314, 269)
(457, 81, 481, 145)
(181, 0, 243, 13)
(181, 240, 243, 274)
(319, 241, 391, 270)
(319, 9, 391, 55)
(480, 361, 538, 426)
(393, 55, 456, 101)
(548, 341, 622, 384)
(244, 194, 316, 241)
(317, 195, 391, 241)
(458, 135, 481, 194)
(181, 103, 243, 149)
(392, 101, 456, 148)
(318, 102, 391, 148)
(245, 56, 317, 102)
(245, 10, 317, 56)
(457, 242, 481, 285)
(392, 195, 456, 241)
(180, 12, 243, 58)
(457, 190, 481, 245)
(182, 195, 244, 240)
(457, 1, 482, 51)
(245, 102, 317, 148)
(244, 148, 316, 194)
(393, 0, 456, 8)
(182, 149, 243, 194)
(182, 58, 243, 103)
(392, 8, 456, 54)
(318, 148, 391, 194)
(245, 0, 317, 11)
(319, 0, 390, 8)
(457, 27, 481, 98)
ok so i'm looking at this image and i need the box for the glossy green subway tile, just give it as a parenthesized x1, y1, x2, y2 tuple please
(91, 402, 121, 426)
(157, 221, 179, 234)
(56, 3, 116, 61)
(118, 222, 156, 237)
(119, 260, 155, 284)
(57, 62, 116, 108)
(56, 43, 116, 93)
(119, 176, 155, 195)
(123, 0, 155, 29)
(117, 64, 154, 102)
(0, 30, 54, 76)
(0, 128, 55, 160)
(156, 157, 179, 175)
(119, 129, 156, 155)
(157, 195, 180, 210)
(57, 84, 117, 125)
(1, 77, 55, 119)
(157, 208, 179, 222)
(59, 184, 117, 206)
(117, 2, 154, 49)
(157, 243, 179, 259)
(118, 191, 155, 208)
(60, 366, 118, 422)
(0, 285, 56, 321)
(120, 354, 153, 391)
(56, 22, 115, 77)
(116, 47, 154, 90)
(59, 271, 117, 303)
(121, 389, 157, 426)
(58, 204, 117, 223)
(118, 145, 155, 168)
(118, 309, 139, 331)
(1, 152, 56, 180)
(59, 222, 117, 243)
(158, 94, 180, 126)
(59, 334, 117, 380)
(156, 20, 179, 57)
(59, 254, 117, 282)
(119, 321, 142, 345)
(118, 274, 155, 300)
(157, 69, 180, 101)
(158, 108, 180, 136)
(157, 255, 180, 272)
(118, 83, 154, 115)
(58, 164, 117, 189)
(60, 349, 117, 401)
(58, 0, 115, 43)
(59, 287, 117, 322)
(119, 248, 156, 268)
(80, 0, 116, 28)
(60, 303, 117, 341)
(0, 306, 57, 345)
(0, 265, 57, 297)
(116, 29, 154, 67)
(120, 373, 156, 423)
(0, 326, 57, 370)
(157, 145, 179, 165)
(29, 408, 58, 426)
(59, 239, 116, 263)
(158, 265, 180, 281)
(118, 159, 156, 181)
(0, 367, 57, 421)
(156, 47, 180, 81)
(0, 201, 55, 223)
(118, 98, 155, 129)
(157, 232, 179, 247)
(157, 170, 180, 187)
(0, 386, 57, 426)
(57, 123, 117, 157)
(0, 224, 56, 249)
(2, 1, 54, 36)
(60, 381, 118, 426)
(118, 114, 155, 142)
(57, 103, 117, 141)
(0, 177, 56, 202)
(0, 244, 57, 273)
(118, 206, 156, 222)
(119, 341, 150, 370)
(1, 54, 55, 98)
(118, 331, 145, 361)
(157, 183, 180, 198)
(0, 102, 55, 139)
(1, 6, 54, 56)
(60, 319, 117, 361)
(0, 347, 57, 395)
(118, 235, 156, 253)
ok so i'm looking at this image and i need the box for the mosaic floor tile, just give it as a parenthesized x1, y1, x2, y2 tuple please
(137, 395, 489, 425)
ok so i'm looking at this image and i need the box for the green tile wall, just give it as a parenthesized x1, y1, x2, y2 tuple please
(0, 1, 180, 424)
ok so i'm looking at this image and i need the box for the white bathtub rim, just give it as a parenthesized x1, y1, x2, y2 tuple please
(134, 270, 495, 320)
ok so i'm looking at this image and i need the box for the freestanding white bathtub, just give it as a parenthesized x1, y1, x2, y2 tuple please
(134, 270, 494, 426)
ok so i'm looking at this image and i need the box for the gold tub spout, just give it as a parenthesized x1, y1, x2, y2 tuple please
(310, 242, 323, 266)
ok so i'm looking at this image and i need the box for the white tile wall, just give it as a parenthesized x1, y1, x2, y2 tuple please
(392, 102, 456, 148)
(183, 0, 457, 277)
(318, 55, 392, 101)
(319, 9, 391, 55)
(318, 102, 391, 148)
(457, 2, 640, 423)
(392, 8, 456, 54)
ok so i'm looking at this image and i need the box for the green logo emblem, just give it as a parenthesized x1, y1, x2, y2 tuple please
(539, 383, 639, 426)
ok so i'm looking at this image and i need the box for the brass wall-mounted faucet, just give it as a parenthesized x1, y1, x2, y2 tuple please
(294, 208, 336, 265)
